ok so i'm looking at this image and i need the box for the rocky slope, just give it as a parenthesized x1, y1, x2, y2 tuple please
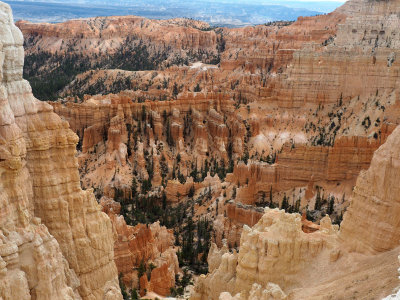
(16, 11, 343, 100)
(191, 127, 400, 300)
(47, 88, 398, 249)
(0, 2, 122, 299)
(101, 197, 179, 296)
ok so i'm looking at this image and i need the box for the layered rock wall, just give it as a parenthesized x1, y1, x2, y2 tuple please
(266, 0, 400, 108)
(0, 3, 121, 299)
(192, 124, 400, 299)
(227, 135, 383, 205)
(339, 125, 400, 254)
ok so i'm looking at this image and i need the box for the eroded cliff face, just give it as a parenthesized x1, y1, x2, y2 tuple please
(339, 125, 400, 254)
(101, 197, 179, 296)
(191, 209, 340, 300)
(40, 0, 400, 256)
(37, 0, 399, 210)
(15, 7, 345, 102)
(0, 3, 121, 299)
(191, 124, 400, 299)
(267, 0, 400, 108)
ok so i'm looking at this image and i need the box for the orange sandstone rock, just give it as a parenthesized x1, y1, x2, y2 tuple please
(101, 198, 179, 296)
(0, 2, 122, 299)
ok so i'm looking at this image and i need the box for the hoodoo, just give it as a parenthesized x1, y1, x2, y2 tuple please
(192, 128, 400, 299)
(0, 2, 122, 299)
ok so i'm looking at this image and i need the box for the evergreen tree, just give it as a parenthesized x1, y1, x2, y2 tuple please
(327, 196, 335, 215)
(194, 83, 201, 92)
(138, 260, 146, 280)
(190, 166, 199, 182)
(131, 177, 137, 199)
(141, 105, 147, 122)
(162, 191, 167, 210)
(160, 154, 168, 181)
(118, 273, 129, 300)
(188, 185, 195, 198)
(242, 148, 249, 164)
(172, 82, 179, 99)
(131, 289, 139, 300)
(269, 186, 273, 206)
(166, 119, 173, 146)
(178, 171, 186, 184)
(314, 188, 322, 211)
(281, 194, 289, 211)
(261, 192, 266, 205)
(294, 198, 301, 212)
(232, 187, 237, 199)
(141, 178, 152, 194)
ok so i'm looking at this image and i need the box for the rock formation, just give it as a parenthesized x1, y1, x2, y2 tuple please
(339, 125, 400, 254)
(191, 209, 340, 299)
(29, 0, 400, 265)
(101, 198, 179, 296)
(191, 126, 400, 300)
(189, 0, 400, 296)
(11, 0, 400, 297)
(226, 134, 385, 206)
(0, 2, 121, 299)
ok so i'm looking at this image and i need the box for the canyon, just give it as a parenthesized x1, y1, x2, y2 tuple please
(192, 127, 400, 300)
(1, 0, 400, 298)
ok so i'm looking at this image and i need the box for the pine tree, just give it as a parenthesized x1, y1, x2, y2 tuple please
(162, 191, 167, 210)
(194, 83, 201, 92)
(131, 177, 137, 199)
(131, 288, 139, 300)
(166, 119, 173, 146)
(172, 82, 179, 99)
(261, 192, 266, 205)
(141, 105, 146, 122)
(281, 194, 289, 211)
(138, 260, 146, 280)
(314, 188, 322, 211)
(188, 185, 195, 198)
(269, 186, 273, 207)
(294, 198, 301, 212)
(327, 196, 335, 215)
(190, 166, 199, 182)
(119, 273, 129, 300)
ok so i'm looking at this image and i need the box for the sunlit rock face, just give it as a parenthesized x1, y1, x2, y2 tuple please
(191, 209, 339, 300)
(339, 125, 400, 254)
(189, 0, 400, 294)
(192, 125, 400, 300)
(0, 2, 122, 299)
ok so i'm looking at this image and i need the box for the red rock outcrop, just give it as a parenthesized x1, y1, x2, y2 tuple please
(227, 135, 387, 205)
(264, 0, 400, 109)
(17, 16, 217, 58)
(101, 198, 179, 296)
